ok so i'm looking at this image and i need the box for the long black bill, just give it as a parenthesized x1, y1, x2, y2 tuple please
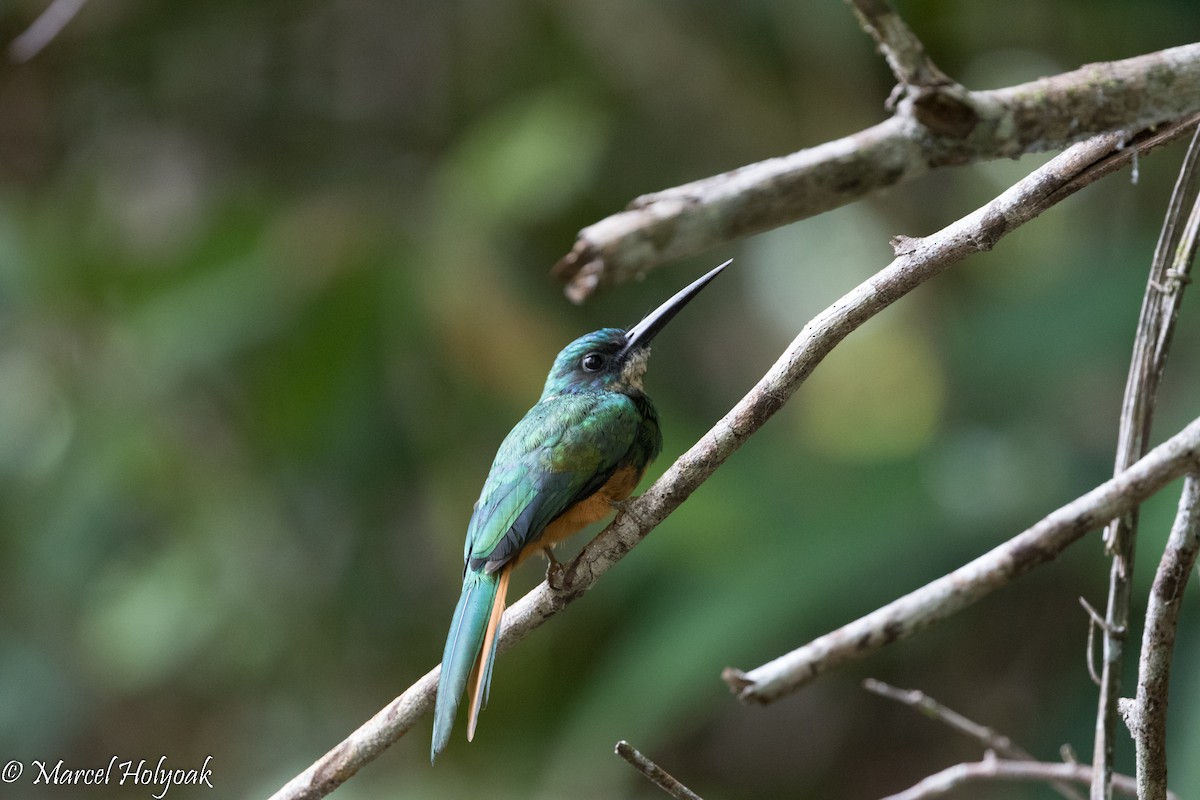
(620, 259, 731, 356)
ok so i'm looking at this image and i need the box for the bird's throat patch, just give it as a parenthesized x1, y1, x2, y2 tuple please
(620, 348, 651, 390)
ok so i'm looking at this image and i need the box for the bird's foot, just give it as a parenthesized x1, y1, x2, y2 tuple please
(609, 496, 646, 526)
(544, 547, 567, 592)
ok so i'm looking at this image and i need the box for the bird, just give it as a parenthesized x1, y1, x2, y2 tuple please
(430, 260, 729, 762)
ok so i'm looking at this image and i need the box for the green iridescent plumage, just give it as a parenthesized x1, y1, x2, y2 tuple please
(431, 262, 728, 762)
(463, 330, 661, 573)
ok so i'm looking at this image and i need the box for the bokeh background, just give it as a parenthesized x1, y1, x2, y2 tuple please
(2, 1, 1199, 798)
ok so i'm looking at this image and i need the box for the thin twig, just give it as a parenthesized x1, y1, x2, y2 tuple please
(1092, 121, 1200, 800)
(615, 741, 704, 800)
(724, 416, 1200, 706)
(862, 679, 1084, 800)
(1078, 597, 1118, 633)
(880, 756, 1177, 800)
(863, 679, 1028, 757)
(1079, 597, 1103, 686)
(1134, 475, 1200, 800)
(267, 119, 1200, 800)
(8, 0, 88, 63)
(842, 0, 951, 94)
(554, 44, 1200, 300)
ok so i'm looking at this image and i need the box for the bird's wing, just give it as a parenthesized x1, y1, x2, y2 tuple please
(464, 392, 640, 572)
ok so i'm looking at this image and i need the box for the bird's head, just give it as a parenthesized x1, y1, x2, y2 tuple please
(541, 260, 729, 398)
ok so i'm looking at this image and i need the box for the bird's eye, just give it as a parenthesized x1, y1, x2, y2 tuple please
(581, 353, 605, 372)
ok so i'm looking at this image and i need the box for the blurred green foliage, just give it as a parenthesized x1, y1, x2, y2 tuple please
(1, 1, 1199, 798)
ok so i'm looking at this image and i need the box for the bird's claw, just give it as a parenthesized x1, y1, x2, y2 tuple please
(544, 548, 567, 592)
(609, 496, 647, 526)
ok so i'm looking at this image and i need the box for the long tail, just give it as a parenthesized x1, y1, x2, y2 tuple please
(431, 564, 512, 763)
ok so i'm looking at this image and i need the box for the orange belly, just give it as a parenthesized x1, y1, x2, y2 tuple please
(520, 464, 644, 561)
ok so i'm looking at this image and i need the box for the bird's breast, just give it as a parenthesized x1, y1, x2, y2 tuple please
(530, 463, 645, 555)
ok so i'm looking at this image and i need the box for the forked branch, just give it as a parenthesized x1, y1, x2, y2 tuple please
(1092, 122, 1200, 799)
(554, 43, 1200, 300)
(841, 0, 951, 92)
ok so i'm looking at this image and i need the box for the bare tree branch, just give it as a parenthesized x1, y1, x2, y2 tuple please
(615, 740, 704, 800)
(1091, 122, 1200, 800)
(862, 679, 1084, 800)
(268, 668, 439, 800)
(267, 114, 1200, 800)
(723, 416, 1200, 706)
(841, 0, 951, 94)
(554, 43, 1200, 301)
(879, 757, 1175, 800)
(1134, 474, 1200, 800)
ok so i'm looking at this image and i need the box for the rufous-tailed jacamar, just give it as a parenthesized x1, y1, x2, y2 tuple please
(431, 260, 729, 762)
